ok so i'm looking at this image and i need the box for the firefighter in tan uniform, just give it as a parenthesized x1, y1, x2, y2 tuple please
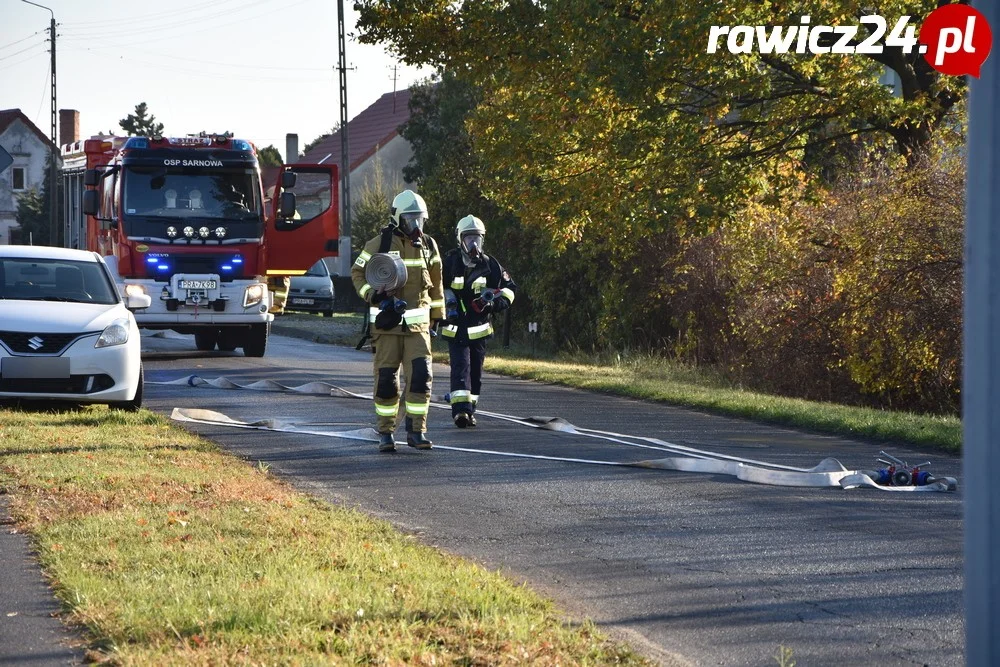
(352, 190, 445, 452)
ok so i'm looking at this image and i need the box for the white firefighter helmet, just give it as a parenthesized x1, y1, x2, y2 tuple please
(391, 190, 428, 236)
(456, 214, 487, 261)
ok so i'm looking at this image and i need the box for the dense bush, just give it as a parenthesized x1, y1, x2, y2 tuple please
(672, 154, 963, 414)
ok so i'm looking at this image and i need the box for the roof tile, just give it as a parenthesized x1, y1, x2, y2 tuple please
(299, 89, 411, 170)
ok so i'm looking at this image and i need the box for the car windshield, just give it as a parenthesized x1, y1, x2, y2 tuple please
(123, 166, 263, 222)
(303, 259, 329, 277)
(0, 257, 119, 305)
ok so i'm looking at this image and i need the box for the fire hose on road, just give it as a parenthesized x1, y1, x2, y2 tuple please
(150, 374, 958, 493)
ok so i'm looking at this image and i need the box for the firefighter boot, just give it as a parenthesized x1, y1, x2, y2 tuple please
(406, 432, 433, 450)
(467, 413, 477, 427)
(378, 433, 396, 452)
(454, 412, 471, 428)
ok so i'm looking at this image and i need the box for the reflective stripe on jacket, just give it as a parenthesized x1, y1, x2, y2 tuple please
(441, 250, 518, 345)
(352, 230, 445, 335)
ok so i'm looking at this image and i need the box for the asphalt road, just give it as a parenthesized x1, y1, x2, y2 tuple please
(142, 331, 964, 667)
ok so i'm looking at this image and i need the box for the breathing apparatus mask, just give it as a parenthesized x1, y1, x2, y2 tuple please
(391, 190, 429, 247)
(398, 211, 427, 243)
(461, 232, 485, 261)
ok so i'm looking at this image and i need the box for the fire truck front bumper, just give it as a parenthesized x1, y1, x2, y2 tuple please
(123, 276, 274, 325)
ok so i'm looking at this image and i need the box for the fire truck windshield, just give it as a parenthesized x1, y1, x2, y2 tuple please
(122, 166, 263, 237)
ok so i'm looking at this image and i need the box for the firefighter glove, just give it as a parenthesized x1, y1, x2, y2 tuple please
(374, 298, 407, 330)
(471, 289, 499, 314)
(493, 295, 511, 312)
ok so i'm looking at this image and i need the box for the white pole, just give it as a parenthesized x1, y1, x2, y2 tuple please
(964, 2, 1000, 663)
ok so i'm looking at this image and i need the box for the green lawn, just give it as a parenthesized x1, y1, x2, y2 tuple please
(0, 407, 649, 665)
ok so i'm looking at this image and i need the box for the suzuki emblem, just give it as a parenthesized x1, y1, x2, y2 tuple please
(28, 336, 44, 350)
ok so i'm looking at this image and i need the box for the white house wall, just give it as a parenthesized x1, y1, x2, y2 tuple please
(334, 134, 415, 275)
(346, 134, 415, 214)
(0, 119, 52, 244)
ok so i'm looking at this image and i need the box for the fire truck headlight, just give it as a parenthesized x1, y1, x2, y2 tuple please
(243, 283, 266, 309)
(167, 226, 178, 238)
(214, 226, 227, 238)
(198, 226, 210, 238)
(183, 226, 195, 238)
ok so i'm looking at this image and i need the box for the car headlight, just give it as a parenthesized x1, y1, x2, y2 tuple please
(243, 283, 266, 308)
(318, 286, 333, 296)
(96, 318, 130, 348)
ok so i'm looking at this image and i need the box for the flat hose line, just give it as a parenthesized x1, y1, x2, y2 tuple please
(150, 374, 957, 493)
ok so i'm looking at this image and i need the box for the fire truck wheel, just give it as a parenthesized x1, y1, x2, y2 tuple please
(110, 364, 143, 412)
(195, 329, 219, 351)
(243, 322, 269, 357)
(217, 327, 240, 352)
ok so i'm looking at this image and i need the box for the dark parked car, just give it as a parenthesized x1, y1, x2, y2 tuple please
(287, 258, 335, 317)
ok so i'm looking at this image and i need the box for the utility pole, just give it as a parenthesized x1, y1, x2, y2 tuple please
(336, 0, 352, 275)
(22, 0, 57, 247)
(390, 64, 399, 112)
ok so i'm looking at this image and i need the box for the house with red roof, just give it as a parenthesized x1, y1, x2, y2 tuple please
(0, 109, 59, 244)
(298, 89, 415, 275)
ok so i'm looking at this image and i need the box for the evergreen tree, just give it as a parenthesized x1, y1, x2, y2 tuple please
(351, 150, 400, 254)
(257, 145, 283, 167)
(119, 102, 165, 137)
(301, 124, 340, 157)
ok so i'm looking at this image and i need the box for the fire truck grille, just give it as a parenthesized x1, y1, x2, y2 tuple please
(171, 255, 245, 278)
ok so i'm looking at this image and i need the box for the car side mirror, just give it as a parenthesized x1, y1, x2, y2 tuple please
(125, 293, 152, 310)
(279, 191, 296, 219)
(82, 190, 100, 216)
(84, 169, 101, 187)
(281, 170, 296, 189)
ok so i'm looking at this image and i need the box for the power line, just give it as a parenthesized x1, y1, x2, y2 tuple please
(0, 47, 47, 72)
(33, 61, 49, 124)
(61, 0, 245, 27)
(58, 45, 331, 72)
(62, 46, 331, 83)
(0, 38, 47, 61)
(60, 0, 284, 40)
(0, 29, 44, 52)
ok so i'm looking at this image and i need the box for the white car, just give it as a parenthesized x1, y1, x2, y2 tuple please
(0, 245, 151, 410)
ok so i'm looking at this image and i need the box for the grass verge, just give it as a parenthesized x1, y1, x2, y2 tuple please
(0, 406, 650, 665)
(477, 351, 960, 453)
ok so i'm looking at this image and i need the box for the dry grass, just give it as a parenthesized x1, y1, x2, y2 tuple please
(0, 406, 649, 665)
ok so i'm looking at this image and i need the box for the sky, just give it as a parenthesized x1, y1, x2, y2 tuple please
(2, 0, 430, 161)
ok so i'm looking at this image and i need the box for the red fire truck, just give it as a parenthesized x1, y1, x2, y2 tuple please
(60, 133, 338, 356)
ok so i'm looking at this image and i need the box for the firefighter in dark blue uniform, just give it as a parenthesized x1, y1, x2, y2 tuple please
(441, 215, 518, 427)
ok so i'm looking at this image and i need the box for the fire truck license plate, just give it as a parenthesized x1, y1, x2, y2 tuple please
(180, 279, 217, 290)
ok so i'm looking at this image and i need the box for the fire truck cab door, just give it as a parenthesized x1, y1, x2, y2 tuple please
(265, 163, 339, 275)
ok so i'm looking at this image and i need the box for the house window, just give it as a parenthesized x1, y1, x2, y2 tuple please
(11, 167, 26, 191)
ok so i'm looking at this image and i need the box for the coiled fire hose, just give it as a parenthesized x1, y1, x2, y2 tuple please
(365, 253, 407, 294)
